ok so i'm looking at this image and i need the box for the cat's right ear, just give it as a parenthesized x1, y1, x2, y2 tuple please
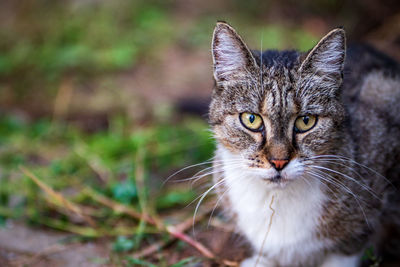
(212, 22, 258, 82)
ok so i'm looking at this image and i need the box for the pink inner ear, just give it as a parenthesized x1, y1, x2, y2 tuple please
(300, 30, 345, 76)
(213, 31, 247, 80)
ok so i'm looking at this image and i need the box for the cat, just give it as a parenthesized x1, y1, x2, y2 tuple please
(209, 22, 400, 267)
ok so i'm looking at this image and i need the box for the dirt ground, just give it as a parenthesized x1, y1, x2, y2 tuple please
(0, 220, 250, 266)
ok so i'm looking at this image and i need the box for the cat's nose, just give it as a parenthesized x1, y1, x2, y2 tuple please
(269, 159, 289, 171)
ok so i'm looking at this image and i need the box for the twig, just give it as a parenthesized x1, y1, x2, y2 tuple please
(169, 231, 240, 266)
(20, 166, 96, 227)
(131, 206, 213, 258)
(84, 187, 155, 225)
(254, 194, 275, 267)
(134, 148, 154, 249)
(167, 225, 215, 258)
(74, 143, 111, 183)
(131, 239, 166, 258)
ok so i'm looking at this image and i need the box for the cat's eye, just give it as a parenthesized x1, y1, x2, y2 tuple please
(240, 113, 263, 131)
(294, 115, 317, 133)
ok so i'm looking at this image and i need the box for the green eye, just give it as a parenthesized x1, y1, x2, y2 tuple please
(240, 113, 263, 131)
(294, 115, 317, 133)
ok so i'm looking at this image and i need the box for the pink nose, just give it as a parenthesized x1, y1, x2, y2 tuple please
(269, 159, 289, 170)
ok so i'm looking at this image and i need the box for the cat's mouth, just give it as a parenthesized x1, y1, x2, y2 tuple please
(262, 174, 290, 186)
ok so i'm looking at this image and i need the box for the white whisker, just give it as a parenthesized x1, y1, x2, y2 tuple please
(311, 165, 381, 200)
(192, 177, 227, 236)
(310, 154, 393, 187)
(306, 168, 371, 228)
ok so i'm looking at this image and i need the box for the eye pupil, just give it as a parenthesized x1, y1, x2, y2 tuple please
(249, 114, 255, 123)
(303, 116, 309, 125)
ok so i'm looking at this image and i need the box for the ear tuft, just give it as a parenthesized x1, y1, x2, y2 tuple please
(299, 28, 346, 82)
(212, 22, 257, 82)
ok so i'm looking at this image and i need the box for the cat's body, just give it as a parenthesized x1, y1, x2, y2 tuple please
(209, 23, 400, 266)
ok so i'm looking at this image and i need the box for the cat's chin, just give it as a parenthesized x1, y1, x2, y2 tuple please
(260, 176, 292, 188)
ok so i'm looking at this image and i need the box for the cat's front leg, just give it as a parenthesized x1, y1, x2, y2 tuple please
(240, 256, 275, 267)
(320, 253, 361, 267)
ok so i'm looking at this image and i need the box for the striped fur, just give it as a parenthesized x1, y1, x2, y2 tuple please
(209, 22, 400, 266)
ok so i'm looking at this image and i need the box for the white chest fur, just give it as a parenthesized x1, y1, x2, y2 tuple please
(222, 156, 329, 265)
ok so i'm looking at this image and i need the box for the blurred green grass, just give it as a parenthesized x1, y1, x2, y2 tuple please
(0, 113, 214, 263)
(0, 113, 214, 216)
(0, 1, 174, 77)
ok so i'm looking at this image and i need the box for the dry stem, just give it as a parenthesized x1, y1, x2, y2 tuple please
(254, 194, 276, 267)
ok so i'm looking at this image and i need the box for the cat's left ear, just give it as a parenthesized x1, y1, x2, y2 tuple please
(299, 28, 346, 90)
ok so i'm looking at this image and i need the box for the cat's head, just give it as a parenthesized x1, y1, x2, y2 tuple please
(209, 22, 346, 185)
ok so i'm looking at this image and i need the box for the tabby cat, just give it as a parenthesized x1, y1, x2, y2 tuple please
(209, 22, 400, 266)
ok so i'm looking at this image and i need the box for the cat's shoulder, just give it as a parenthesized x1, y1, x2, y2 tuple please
(343, 44, 400, 124)
(345, 43, 400, 78)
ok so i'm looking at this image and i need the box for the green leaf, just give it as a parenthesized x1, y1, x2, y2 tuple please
(112, 236, 135, 252)
(112, 181, 138, 204)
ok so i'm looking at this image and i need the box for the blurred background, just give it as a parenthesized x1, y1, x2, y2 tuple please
(0, 0, 399, 266)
